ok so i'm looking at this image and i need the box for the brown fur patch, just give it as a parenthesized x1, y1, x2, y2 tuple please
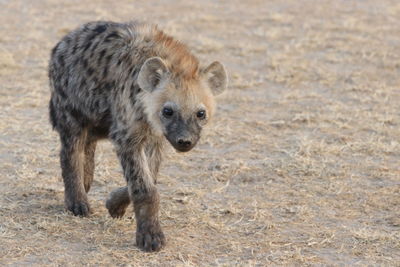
(153, 29, 199, 80)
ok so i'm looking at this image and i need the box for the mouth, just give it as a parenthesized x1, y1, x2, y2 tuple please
(173, 145, 194, 153)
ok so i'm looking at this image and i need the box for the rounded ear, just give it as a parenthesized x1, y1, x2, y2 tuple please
(202, 61, 227, 96)
(137, 57, 169, 92)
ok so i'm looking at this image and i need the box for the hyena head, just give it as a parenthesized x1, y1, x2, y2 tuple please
(138, 57, 227, 152)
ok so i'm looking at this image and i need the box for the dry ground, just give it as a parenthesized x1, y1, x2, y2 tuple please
(0, 0, 399, 266)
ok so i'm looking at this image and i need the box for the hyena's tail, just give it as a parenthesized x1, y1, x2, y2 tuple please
(49, 97, 57, 130)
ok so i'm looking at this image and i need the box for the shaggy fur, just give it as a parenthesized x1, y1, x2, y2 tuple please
(48, 21, 227, 252)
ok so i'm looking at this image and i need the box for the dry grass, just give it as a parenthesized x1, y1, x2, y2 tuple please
(1, 0, 399, 265)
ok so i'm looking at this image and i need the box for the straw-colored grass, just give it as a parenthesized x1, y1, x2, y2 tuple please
(0, 0, 399, 265)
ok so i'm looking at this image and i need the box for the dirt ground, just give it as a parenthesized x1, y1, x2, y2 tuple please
(0, 0, 399, 266)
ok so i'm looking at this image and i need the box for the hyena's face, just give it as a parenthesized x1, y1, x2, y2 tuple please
(138, 57, 227, 152)
(158, 84, 212, 152)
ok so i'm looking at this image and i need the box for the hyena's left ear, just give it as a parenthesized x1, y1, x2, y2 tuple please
(202, 61, 228, 96)
(138, 57, 170, 92)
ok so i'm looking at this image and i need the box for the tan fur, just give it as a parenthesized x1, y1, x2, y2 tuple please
(119, 22, 199, 80)
(154, 30, 199, 80)
(139, 78, 216, 138)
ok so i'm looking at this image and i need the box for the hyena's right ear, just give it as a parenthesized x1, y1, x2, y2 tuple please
(138, 57, 170, 92)
(202, 61, 228, 96)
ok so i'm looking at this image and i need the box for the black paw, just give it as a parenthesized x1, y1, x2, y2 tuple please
(66, 201, 90, 217)
(136, 221, 166, 252)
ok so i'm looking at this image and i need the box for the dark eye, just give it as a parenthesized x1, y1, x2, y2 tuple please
(162, 107, 174, 117)
(197, 110, 206, 120)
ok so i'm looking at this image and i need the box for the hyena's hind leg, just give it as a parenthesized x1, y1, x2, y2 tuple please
(60, 129, 91, 216)
(106, 187, 131, 218)
(83, 137, 97, 193)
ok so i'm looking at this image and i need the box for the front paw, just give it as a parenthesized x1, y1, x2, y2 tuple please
(66, 199, 90, 217)
(136, 220, 166, 252)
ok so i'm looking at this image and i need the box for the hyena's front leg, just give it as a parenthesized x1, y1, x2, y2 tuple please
(60, 131, 90, 216)
(106, 142, 163, 218)
(113, 138, 165, 252)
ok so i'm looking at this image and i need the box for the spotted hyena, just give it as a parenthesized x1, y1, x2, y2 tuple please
(48, 21, 227, 252)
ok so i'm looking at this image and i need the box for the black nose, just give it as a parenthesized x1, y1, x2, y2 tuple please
(177, 139, 192, 148)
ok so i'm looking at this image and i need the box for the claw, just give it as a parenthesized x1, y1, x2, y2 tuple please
(67, 201, 90, 217)
(136, 221, 166, 252)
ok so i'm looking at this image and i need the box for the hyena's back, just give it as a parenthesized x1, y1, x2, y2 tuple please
(49, 21, 157, 133)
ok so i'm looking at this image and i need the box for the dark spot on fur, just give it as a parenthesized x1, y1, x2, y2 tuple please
(129, 87, 135, 99)
(80, 79, 87, 89)
(110, 128, 128, 144)
(129, 84, 141, 104)
(98, 49, 106, 64)
(93, 24, 107, 34)
(58, 54, 65, 66)
(83, 24, 91, 32)
(83, 41, 92, 52)
(133, 189, 140, 195)
(94, 81, 114, 95)
(105, 54, 113, 65)
(83, 59, 88, 69)
(109, 131, 118, 141)
(87, 67, 94, 76)
(104, 82, 114, 91)
(73, 57, 80, 67)
(93, 86, 103, 95)
(68, 106, 89, 127)
(129, 66, 135, 75)
(103, 66, 108, 77)
(93, 100, 100, 109)
(72, 44, 78, 55)
(55, 81, 67, 99)
(91, 110, 112, 138)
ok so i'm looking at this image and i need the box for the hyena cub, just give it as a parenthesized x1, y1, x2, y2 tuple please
(48, 21, 227, 252)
